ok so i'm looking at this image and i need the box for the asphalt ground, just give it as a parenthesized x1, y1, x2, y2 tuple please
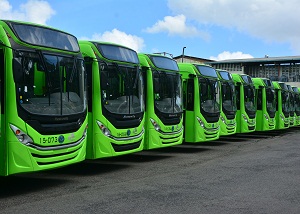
(0, 128, 299, 214)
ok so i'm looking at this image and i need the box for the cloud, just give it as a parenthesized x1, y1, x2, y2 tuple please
(145, 14, 210, 40)
(168, 0, 300, 53)
(210, 51, 253, 61)
(82, 29, 145, 53)
(0, 0, 55, 25)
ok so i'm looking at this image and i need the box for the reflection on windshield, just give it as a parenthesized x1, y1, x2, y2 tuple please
(244, 85, 256, 113)
(294, 93, 300, 113)
(11, 22, 79, 52)
(199, 78, 220, 114)
(153, 71, 182, 114)
(150, 56, 179, 71)
(15, 51, 86, 115)
(100, 63, 144, 114)
(221, 81, 236, 112)
(281, 91, 290, 115)
(96, 44, 139, 64)
(266, 87, 276, 115)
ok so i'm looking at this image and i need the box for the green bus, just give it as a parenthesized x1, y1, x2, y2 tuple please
(0, 20, 88, 175)
(79, 41, 145, 158)
(138, 53, 183, 149)
(252, 78, 276, 131)
(216, 69, 237, 136)
(292, 86, 300, 126)
(273, 81, 290, 129)
(231, 74, 256, 133)
(286, 84, 295, 127)
(179, 63, 220, 143)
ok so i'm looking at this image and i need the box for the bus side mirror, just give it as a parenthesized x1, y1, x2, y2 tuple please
(13, 58, 23, 83)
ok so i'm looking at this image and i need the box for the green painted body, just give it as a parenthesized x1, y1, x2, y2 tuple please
(252, 78, 276, 131)
(0, 20, 88, 176)
(231, 74, 256, 133)
(138, 54, 183, 149)
(179, 63, 220, 143)
(272, 81, 290, 129)
(216, 69, 237, 136)
(79, 41, 144, 158)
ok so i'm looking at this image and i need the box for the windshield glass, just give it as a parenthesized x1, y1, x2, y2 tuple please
(100, 63, 144, 114)
(153, 71, 182, 114)
(219, 71, 232, 80)
(196, 65, 218, 78)
(14, 51, 86, 115)
(96, 44, 139, 64)
(244, 85, 256, 113)
(294, 92, 300, 113)
(10, 22, 79, 52)
(221, 81, 237, 112)
(241, 75, 253, 84)
(150, 55, 179, 71)
(266, 87, 276, 115)
(199, 77, 220, 114)
(289, 91, 295, 115)
(281, 90, 290, 115)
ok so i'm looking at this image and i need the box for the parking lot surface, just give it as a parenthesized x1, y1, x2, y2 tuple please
(0, 128, 299, 214)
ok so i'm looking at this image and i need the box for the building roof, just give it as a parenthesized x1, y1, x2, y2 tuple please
(207, 55, 300, 65)
(173, 55, 215, 62)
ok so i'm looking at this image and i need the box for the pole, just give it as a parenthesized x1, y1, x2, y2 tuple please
(182, 47, 186, 63)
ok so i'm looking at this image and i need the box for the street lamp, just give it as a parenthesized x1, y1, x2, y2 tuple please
(182, 47, 186, 62)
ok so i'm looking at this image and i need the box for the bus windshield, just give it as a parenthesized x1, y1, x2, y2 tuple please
(14, 51, 86, 115)
(219, 71, 232, 80)
(244, 85, 256, 115)
(10, 21, 79, 52)
(153, 71, 182, 114)
(100, 63, 144, 114)
(199, 77, 220, 114)
(294, 92, 300, 114)
(281, 90, 290, 116)
(266, 87, 276, 117)
(96, 43, 139, 64)
(221, 81, 237, 113)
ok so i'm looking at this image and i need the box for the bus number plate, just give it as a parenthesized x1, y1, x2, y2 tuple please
(40, 137, 58, 144)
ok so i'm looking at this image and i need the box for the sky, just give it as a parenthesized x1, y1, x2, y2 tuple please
(1, 0, 300, 60)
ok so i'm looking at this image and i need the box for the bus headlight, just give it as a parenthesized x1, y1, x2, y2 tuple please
(220, 116, 226, 123)
(10, 124, 33, 145)
(150, 118, 161, 131)
(242, 114, 248, 122)
(96, 121, 111, 137)
(264, 114, 269, 120)
(196, 117, 205, 127)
